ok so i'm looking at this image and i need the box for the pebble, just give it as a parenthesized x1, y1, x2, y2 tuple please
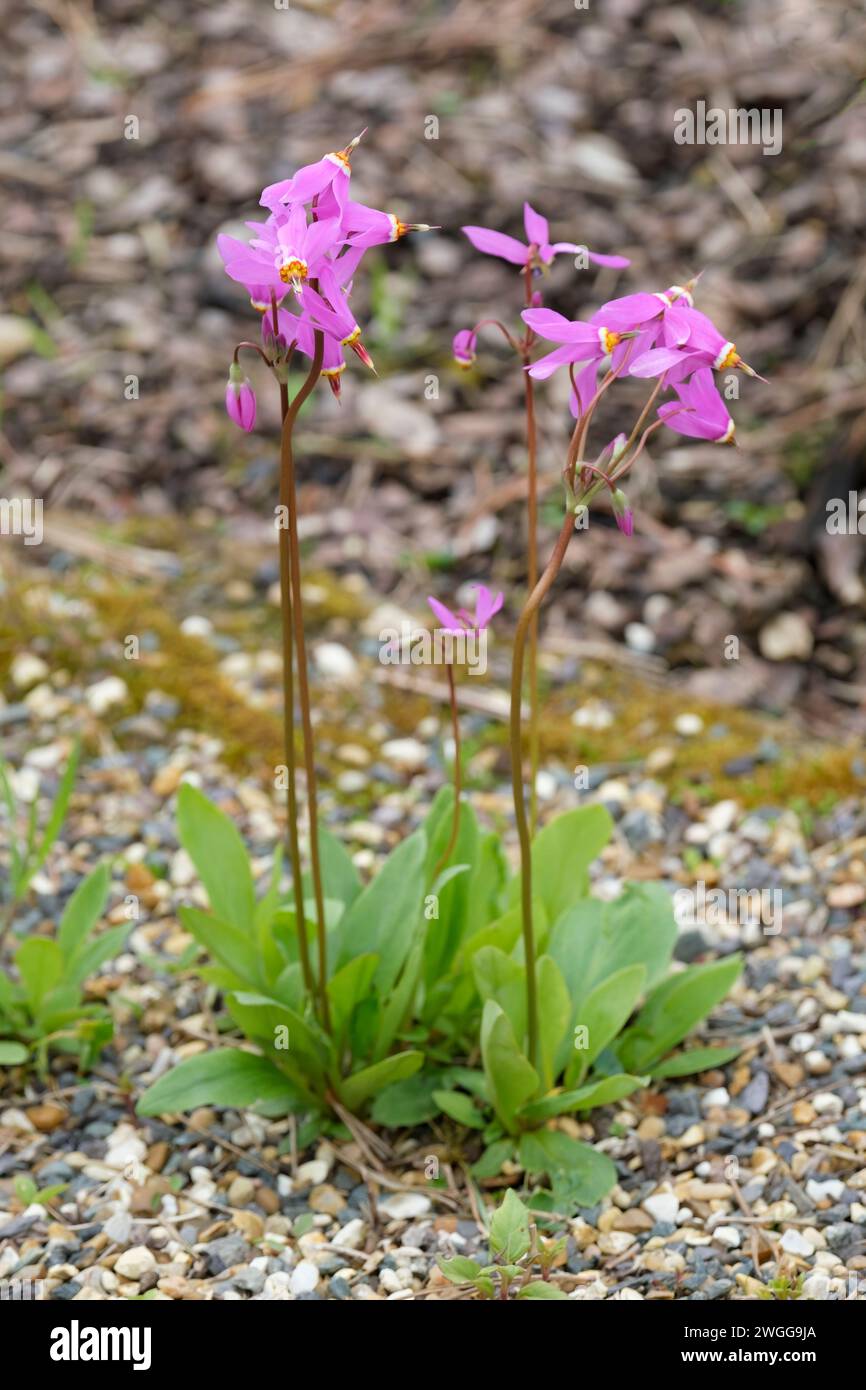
(114, 1246, 157, 1280)
(10, 652, 49, 689)
(642, 1192, 679, 1224)
(380, 739, 428, 773)
(378, 1193, 432, 1221)
(290, 1260, 320, 1295)
(85, 676, 128, 715)
(313, 642, 358, 682)
(674, 713, 704, 737)
(779, 1229, 814, 1257)
(758, 612, 813, 662)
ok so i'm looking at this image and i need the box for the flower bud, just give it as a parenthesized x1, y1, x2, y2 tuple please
(611, 488, 633, 537)
(453, 329, 477, 368)
(225, 362, 256, 432)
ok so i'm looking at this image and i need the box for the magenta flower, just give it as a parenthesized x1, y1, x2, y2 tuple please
(453, 328, 477, 368)
(222, 206, 345, 297)
(658, 368, 735, 444)
(225, 363, 256, 431)
(463, 203, 629, 273)
(521, 308, 629, 380)
(428, 584, 504, 633)
(610, 488, 634, 537)
(259, 131, 366, 215)
(301, 277, 375, 371)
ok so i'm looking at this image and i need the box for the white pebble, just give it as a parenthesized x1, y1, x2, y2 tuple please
(180, 615, 213, 639)
(702, 1087, 730, 1110)
(313, 642, 358, 682)
(378, 1192, 432, 1220)
(713, 1226, 741, 1249)
(289, 1260, 320, 1295)
(10, 652, 49, 689)
(85, 676, 128, 715)
(381, 738, 428, 773)
(674, 713, 703, 737)
(642, 1192, 680, 1224)
(806, 1179, 845, 1203)
(115, 1246, 157, 1280)
(780, 1229, 814, 1257)
(812, 1092, 843, 1116)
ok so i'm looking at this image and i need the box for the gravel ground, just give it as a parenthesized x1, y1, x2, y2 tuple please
(2, 571, 866, 1301)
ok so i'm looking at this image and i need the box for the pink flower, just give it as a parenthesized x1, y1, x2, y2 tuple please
(453, 329, 477, 367)
(427, 584, 504, 633)
(301, 274, 375, 371)
(222, 206, 345, 297)
(259, 131, 366, 215)
(225, 364, 256, 431)
(610, 488, 634, 537)
(463, 203, 629, 272)
(658, 368, 736, 443)
(521, 308, 630, 380)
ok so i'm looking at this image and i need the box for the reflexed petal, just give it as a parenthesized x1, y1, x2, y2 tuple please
(523, 203, 550, 248)
(462, 225, 528, 265)
(427, 597, 463, 632)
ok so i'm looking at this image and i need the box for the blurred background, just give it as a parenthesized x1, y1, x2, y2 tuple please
(2, 0, 866, 808)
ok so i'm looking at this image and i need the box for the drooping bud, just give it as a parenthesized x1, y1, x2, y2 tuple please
(611, 488, 634, 537)
(225, 362, 256, 432)
(453, 329, 477, 368)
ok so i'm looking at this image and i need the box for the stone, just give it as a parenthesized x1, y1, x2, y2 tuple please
(25, 1103, 67, 1133)
(289, 1260, 320, 1295)
(114, 1246, 157, 1280)
(713, 1226, 741, 1249)
(758, 612, 813, 662)
(380, 738, 428, 773)
(642, 1192, 679, 1224)
(779, 1229, 814, 1257)
(11, 653, 49, 689)
(378, 1192, 432, 1221)
(313, 643, 358, 682)
(309, 1184, 345, 1217)
(85, 676, 128, 716)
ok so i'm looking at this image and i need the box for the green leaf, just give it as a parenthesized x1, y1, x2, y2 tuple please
(617, 955, 743, 1073)
(481, 1001, 539, 1136)
(327, 953, 378, 1047)
(371, 1071, 444, 1127)
(176, 783, 256, 933)
(514, 804, 613, 923)
(518, 1131, 615, 1207)
(335, 830, 426, 994)
(518, 1074, 647, 1125)
(15, 938, 64, 1010)
(473, 946, 526, 1046)
(432, 1089, 485, 1129)
(137, 1049, 297, 1115)
(64, 925, 129, 989)
(536, 955, 571, 1094)
(649, 1045, 741, 1079)
(58, 862, 110, 962)
(339, 1050, 424, 1111)
(373, 933, 424, 1062)
(517, 1280, 568, 1299)
(14, 1176, 38, 1206)
(438, 1256, 482, 1284)
(306, 823, 361, 909)
(30, 742, 80, 879)
(470, 1138, 513, 1179)
(0, 1041, 28, 1066)
(227, 991, 330, 1080)
(180, 906, 261, 986)
(488, 1188, 530, 1263)
(565, 963, 646, 1087)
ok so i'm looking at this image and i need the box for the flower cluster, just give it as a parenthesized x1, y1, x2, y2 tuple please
(523, 283, 762, 444)
(219, 133, 431, 426)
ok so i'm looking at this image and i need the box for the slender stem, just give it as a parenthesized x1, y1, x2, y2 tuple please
(510, 511, 576, 1072)
(522, 264, 540, 837)
(281, 330, 331, 1032)
(277, 383, 316, 1003)
(432, 663, 461, 881)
